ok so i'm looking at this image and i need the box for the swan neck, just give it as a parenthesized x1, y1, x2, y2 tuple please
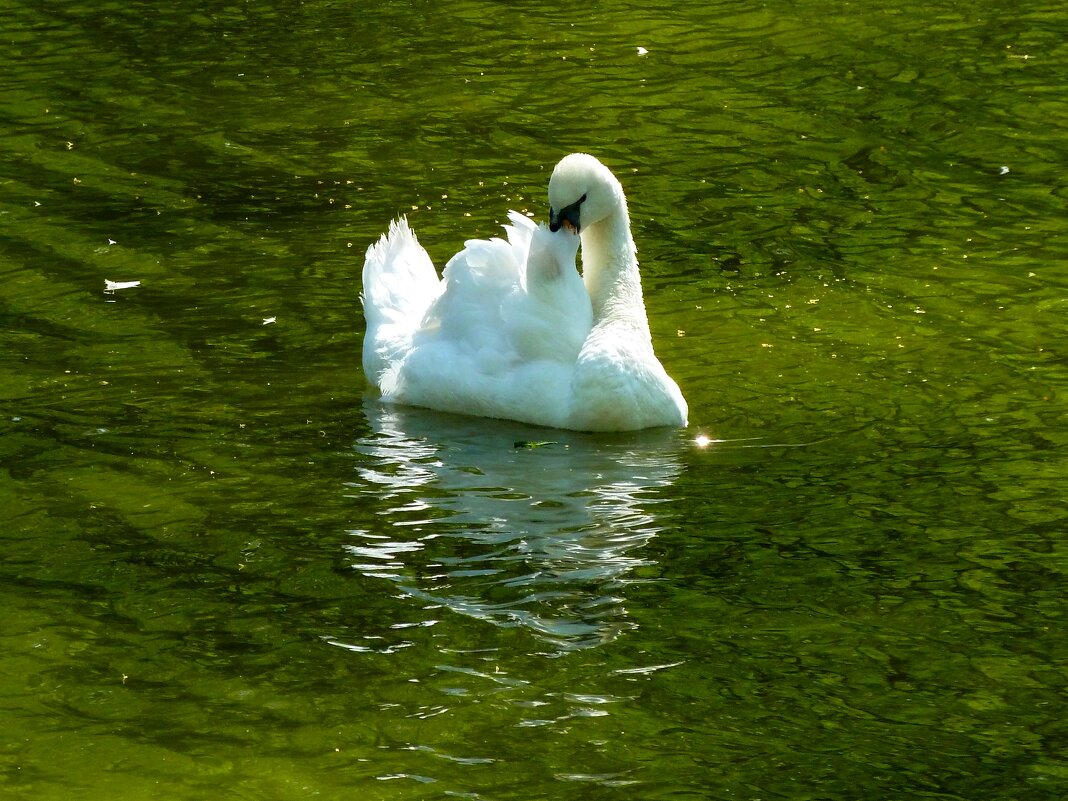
(580, 207, 650, 337)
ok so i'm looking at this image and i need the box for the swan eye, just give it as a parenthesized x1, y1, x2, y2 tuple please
(579, 193, 587, 203)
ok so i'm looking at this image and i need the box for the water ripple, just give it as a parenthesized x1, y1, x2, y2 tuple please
(348, 401, 683, 652)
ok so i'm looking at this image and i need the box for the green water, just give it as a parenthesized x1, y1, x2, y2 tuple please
(2, 0, 1067, 798)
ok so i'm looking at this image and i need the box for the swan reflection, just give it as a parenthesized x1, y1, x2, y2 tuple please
(347, 401, 683, 652)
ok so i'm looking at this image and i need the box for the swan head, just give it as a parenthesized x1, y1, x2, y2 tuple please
(548, 153, 624, 234)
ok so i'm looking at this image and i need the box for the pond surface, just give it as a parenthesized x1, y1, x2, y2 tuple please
(2, 0, 1067, 798)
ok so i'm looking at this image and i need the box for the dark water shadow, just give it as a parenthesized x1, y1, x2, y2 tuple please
(346, 399, 685, 653)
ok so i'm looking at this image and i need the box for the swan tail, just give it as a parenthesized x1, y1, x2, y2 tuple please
(361, 217, 440, 385)
(362, 217, 438, 324)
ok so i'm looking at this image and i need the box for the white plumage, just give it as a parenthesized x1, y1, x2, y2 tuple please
(361, 153, 687, 431)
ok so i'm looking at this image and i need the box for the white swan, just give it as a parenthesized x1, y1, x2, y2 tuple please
(361, 153, 687, 431)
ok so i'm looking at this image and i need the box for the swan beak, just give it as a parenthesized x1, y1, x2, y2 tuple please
(549, 200, 581, 233)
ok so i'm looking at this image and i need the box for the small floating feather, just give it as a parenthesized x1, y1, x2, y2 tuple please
(104, 279, 141, 293)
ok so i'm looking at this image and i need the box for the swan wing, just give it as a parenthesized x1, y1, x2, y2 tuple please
(419, 220, 525, 348)
(372, 214, 591, 428)
(419, 213, 588, 364)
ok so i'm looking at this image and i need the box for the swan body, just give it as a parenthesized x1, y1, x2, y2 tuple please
(361, 153, 687, 431)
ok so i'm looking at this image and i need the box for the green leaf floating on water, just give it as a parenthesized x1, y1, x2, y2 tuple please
(513, 440, 558, 449)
